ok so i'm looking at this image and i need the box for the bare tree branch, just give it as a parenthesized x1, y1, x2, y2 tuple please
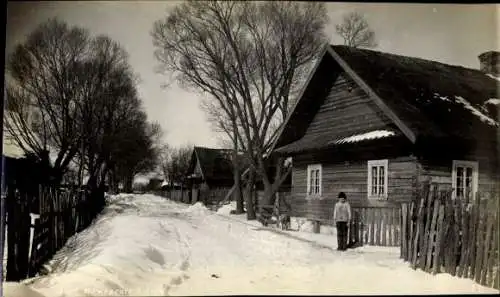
(335, 11, 377, 48)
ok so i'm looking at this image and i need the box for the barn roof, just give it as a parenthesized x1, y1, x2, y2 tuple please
(274, 45, 500, 154)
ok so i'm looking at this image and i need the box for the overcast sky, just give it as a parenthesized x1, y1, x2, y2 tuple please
(6, 2, 500, 149)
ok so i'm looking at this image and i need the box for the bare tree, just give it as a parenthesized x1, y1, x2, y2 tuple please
(335, 11, 377, 48)
(152, 1, 328, 218)
(5, 18, 91, 182)
(6, 18, 158, 195)
(161, 145, 193, 188)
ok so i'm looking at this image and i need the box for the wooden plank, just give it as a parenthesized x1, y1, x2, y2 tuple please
(466, 203, 476, 279)
(492, 202, 500, 289)
(444, 193, 455, 275)
(432, 204, 445, 275)
(409, 202, 415, 262)
(425, 198, 440, 272)
(451, 198, 461, 276)
(369, 208, 374, 246)
(469, 193, 481, 280)
(412, 198, 425, 269)
(420, 186, 433, 270)
(474, 199, 486, 283)
(401, 204, 407, 260)
(488, 198, 499, 288)
(480, 199, 495, 286)
(388, 208, 393, 246)
(395, 207, 401, 247)
(377, 208, 383, 246)
(361, 208, 366, 246)
(457, 198, 470, 278)
(381, 209, 387, 246)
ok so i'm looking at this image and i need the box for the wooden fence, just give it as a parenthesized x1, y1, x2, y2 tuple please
(167, 189, 189, 203)
(4, 185, 104, 281)
(352, 206, 401, 247)
(401, 183, 499, 290)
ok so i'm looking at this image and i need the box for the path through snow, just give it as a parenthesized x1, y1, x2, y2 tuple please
(5, 194, 497, 296)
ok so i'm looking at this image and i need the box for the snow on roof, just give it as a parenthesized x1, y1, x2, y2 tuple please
(486, 73, 500, 82)
(161, 180, 168, 187)
(485, 98, 500, 105)
(330, 130, 396, 145)
(433, 93, 452, 102)
(454, 96, 499, 127)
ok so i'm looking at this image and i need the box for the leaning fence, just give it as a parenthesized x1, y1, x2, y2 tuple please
(400, 183, 499, 290)
(4, 185, 104, 281)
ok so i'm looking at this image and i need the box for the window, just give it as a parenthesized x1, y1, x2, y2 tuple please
(452, 160, 478, 200)
(307, 164, 322, 197)
(367, 159, 388, 199)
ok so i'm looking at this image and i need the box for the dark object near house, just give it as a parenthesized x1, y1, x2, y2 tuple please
(272, 45, 500, 221)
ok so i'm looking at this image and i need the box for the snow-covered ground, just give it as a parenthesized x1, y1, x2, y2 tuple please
(3, 194, 498, 296)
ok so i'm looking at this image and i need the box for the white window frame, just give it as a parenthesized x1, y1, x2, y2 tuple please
(306, 164, 322, 197)
(451, 160, 479, 200)
(367, 159, 389, 200)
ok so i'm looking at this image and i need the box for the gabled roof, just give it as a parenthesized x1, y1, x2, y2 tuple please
(188, 146, 235, 183)
(274, 45, 500, 154)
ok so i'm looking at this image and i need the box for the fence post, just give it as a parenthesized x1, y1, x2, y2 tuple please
(420, 184, 434, 270)
(412, 197, 425, 269)
(401, 203, 407, 260)
(469, 192, 482, 280)
(425, 198, 439, 272)
(432, 203, 445, 275)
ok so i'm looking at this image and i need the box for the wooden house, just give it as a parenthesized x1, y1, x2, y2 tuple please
(272, 45, 500, 221)
(186, 146, 235, 205)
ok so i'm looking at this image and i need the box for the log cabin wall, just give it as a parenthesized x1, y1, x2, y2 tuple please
(284, 66, 419, 220)
(289, 146, 418, 221)
(416, 136, 500, 195)
(301, 72, 394, 142)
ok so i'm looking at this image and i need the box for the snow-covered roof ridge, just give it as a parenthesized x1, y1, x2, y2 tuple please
(331, 130, 396, 145)
(454, 96, 499, 127)
(431, 93, 499, 127)
(486, 73, 500, 82)
(485, 98, 500, 105)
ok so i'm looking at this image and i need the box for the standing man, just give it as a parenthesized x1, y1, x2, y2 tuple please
(333, 192, 352, 251)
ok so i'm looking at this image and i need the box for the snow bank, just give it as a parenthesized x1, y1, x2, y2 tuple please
(24, 194, 191, 297)
(171, 262, 497, 295)
(20, 194, 498, 296)
(216, 202, 236, 215)
(185, 202, 211, 216)
(3, 282, 46, 297)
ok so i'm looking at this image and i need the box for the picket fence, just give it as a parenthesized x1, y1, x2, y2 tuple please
(354, 206, 401, 247)
(400, 184, 499, 290)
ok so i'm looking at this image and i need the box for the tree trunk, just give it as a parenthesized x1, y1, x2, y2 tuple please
(245, 168, 256, 220)
(232, 150, 244, 214)
(259, 156, 288, 212)
(124, 175, 134, 193)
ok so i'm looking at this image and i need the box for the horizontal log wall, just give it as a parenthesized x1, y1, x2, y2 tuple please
(289, 154, 417, 220)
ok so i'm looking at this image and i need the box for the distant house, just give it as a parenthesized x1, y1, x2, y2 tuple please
(272, 45, 500, 221)
(186, 146, 236, 205)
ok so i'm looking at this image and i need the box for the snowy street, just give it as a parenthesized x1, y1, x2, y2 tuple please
(7, 194, 498, 296)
